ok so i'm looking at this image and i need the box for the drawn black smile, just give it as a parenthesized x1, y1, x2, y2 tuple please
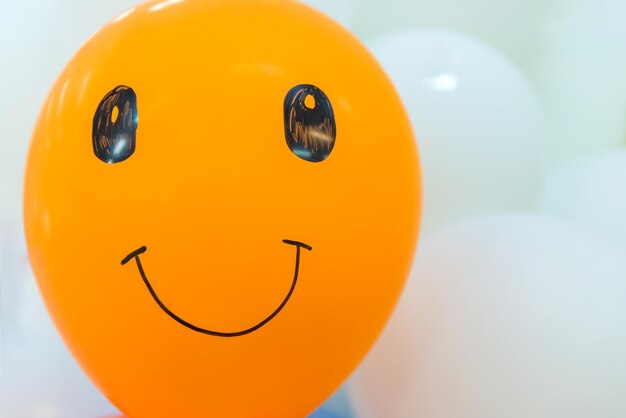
(121, 239, 312, 337)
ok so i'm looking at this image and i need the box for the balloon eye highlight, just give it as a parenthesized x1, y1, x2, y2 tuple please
(111, 106, 119, 124)
(304, 94, 316, 109)
(284, 84, 336, 163)
(92, 86, 138, 164)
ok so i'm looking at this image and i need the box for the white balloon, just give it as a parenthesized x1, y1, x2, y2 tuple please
(542, 150, 626, 244)
(0, 230, 119, 418)
(57, 0, 141, 53)
(351, 0, 546, 66)
(0, 0, 63, 226)
(368, 30, 546, 233)
(350, 213, 626, 418)
(528, 0, 626, 165)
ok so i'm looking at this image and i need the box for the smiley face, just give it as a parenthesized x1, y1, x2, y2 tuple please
(24, 1, 421, 417)
(97, 83, 331, 337)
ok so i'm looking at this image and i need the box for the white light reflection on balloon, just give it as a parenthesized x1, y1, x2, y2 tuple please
(112, 8, 135, 24)
(422, 73, 458, 92)
(149, 0, 184, 12)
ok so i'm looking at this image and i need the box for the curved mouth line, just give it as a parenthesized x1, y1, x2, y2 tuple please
(121, 239, 312, 338)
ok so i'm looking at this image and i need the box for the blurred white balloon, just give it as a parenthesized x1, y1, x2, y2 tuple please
(0, 230, 119, 418)
(542, 150, 626, 244)
(57, 0, 140, 52)
(350, 213, 626, 418)
(368, 30, 546, 233)
(351, 0, 547, 68)
(298, 0, 355, 30)
(0, 0, 63, 226)
(529, 0, 626, 165)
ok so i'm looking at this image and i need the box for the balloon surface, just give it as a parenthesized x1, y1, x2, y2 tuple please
(542, 151, 626, 243)
(352, 0, 547, 70)
(299, 0, 354, 30)
(529, 0, 626, 165)
(0, 230, 120, 418)
(350, 213, 626, 418)
(0, 0, 62, 225)
(23, 0, 420, 417)
(368, 30, 545, 233)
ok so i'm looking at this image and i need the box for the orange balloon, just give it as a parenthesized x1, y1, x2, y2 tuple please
(23, 0, 421, 416)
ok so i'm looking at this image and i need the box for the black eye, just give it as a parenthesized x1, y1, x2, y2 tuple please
(284, 84, 336, 163)
(92, 86, 138, 164)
